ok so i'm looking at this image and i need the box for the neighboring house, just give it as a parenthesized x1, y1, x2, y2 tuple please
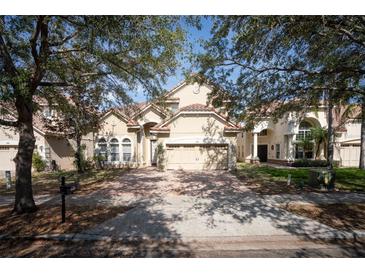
(0, 102, 94, 178)
(96, 80, 241, 170)
(236, 104, 362, 167)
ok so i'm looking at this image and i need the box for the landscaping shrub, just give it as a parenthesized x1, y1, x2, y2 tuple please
(291, 159, 339, 167)
(32, 151, 46, 172)
(156, 143, 166, 171)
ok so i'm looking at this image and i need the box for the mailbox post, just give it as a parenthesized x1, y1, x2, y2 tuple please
(59, 175, 79, 223)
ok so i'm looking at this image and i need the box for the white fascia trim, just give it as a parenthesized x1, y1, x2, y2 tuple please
(341, 138, 361, 144)
(224, 129, 242, 133)
(0, 140, 18, 146)
(165, 136, 229, 145)
(163, 80, 187, 98)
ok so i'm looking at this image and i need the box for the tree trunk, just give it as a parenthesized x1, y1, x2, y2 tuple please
(327, 94, 334, 170)
(13, 96, 37, 213)
(315, 141, 321, 159)
(359, 96, 365, 170)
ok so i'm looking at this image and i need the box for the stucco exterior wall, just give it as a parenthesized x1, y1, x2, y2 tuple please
(136, 108, 163, 125)
(167, 114, 226, 139)
(169, 83, 212, 108)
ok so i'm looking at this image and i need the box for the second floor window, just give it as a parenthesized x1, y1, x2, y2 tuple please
(297, 121, 312, 141)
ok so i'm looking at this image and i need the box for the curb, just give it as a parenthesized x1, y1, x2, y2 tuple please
(1, 231, 365, 243)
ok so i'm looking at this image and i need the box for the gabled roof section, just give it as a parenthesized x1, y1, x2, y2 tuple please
(152, 103, 240, 132)
(131, 102, 167, 120)
(100, 108, 131, 124)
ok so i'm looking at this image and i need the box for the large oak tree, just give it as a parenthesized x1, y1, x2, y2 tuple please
(196, 16, 365, 169)
(0, 16, 187, 213)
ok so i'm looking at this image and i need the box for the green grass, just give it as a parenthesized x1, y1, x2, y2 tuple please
(236, 163, 365, 192)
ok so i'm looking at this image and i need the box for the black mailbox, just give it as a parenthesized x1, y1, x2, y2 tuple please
(59, 177, 79, 195)
(60, 184, 73, 195)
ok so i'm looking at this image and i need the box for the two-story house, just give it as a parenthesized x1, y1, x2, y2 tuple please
(96, 80, 241, 170)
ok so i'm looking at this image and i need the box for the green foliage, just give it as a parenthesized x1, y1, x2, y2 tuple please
(196, 15, 364, 127)
(156, 143, 166, 171)
(298, 137, 314, 160)
(32, 152, 46, 172)
(93, 154, 106, 169)
(310, 126, 328, 159)
(292, 159, 327, 167)
(73, 145, 91, 172)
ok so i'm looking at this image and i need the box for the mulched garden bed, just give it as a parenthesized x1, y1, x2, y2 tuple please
(280, 203, 365, 231)
(0, 203, 132, 236)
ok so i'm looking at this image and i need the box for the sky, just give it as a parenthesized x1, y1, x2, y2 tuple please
(130, 17, 213, 103)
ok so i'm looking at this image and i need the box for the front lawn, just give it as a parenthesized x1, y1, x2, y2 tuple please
(0, 168, 127, 196)
(236, 163, 365, 194)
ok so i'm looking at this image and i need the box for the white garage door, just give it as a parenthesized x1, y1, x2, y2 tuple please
(0, 146, 17, 172)
(340, 145, 360, 167)
(166, 144, 228, 170)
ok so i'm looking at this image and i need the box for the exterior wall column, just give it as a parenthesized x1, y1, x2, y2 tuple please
(287, 134, 295, 162)
(251, 132, 260, 163)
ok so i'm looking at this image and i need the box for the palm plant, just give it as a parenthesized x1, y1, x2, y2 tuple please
(310, 126, 328, 160)
(299, 137, 314, 160)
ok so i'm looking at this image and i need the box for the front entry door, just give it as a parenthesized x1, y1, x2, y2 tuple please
(258, 145, 268, 162)
(150, 140, 157, 165)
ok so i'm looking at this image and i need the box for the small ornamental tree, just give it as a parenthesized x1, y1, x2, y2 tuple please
(156, 143, 166, 171)
(32, 151, 46, 172)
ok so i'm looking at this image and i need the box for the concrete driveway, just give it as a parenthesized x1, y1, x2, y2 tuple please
(61, 167, 363, 257)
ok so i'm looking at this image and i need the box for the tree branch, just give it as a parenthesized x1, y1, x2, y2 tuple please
(0, 29, 18, 78)
(216, 59, 365, 78)
(39, 82, 75, 87)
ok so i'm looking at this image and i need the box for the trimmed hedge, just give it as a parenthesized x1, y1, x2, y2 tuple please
(291, 159, 339, 167)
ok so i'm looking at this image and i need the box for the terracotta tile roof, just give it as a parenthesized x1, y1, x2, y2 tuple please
(116, 102, 147, 118)
(127, 119, 139, 126)
(179, 103, 215, 112)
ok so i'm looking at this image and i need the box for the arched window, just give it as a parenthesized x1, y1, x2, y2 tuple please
(122, 138, 132, 162)
(98, 137, 107, 160)
(297, 121, 312, 141)
(110, 138, 119, 161)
